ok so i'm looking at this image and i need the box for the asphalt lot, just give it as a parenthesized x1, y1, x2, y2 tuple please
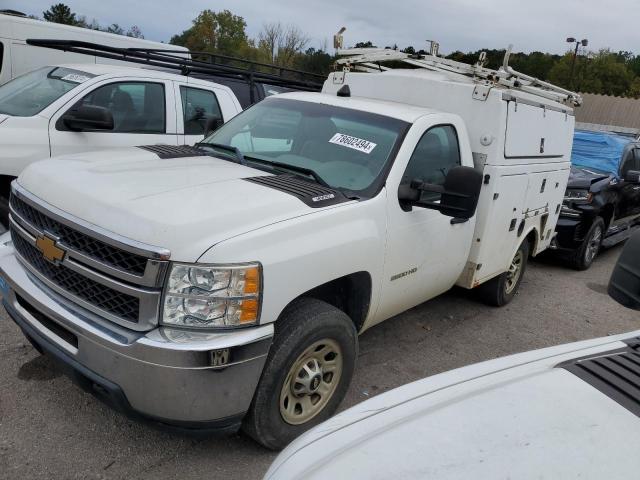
(1, 245, 638, 480)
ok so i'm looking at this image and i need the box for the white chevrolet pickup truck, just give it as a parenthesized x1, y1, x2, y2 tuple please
(0, 63, 242, 224)
(0, 48, 580, 449)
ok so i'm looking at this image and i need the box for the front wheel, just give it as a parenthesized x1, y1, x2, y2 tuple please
(570, 217, 604, 271)
(242, 298, 357, 450)
(477, 240, 530, 307)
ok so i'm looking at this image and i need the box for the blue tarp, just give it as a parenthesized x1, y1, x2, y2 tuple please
(571, 130, 634, 178)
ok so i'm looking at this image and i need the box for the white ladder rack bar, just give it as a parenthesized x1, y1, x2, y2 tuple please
(335, 46, 582, 107)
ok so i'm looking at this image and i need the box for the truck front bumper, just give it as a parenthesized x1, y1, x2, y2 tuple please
(0, 248, 273, 433)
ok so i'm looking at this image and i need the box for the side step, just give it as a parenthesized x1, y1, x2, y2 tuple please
(602, 221, 640, 248)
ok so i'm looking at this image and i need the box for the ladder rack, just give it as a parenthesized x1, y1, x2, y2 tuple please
(26, 39, 325, 100)
(335, 46, 582, 107)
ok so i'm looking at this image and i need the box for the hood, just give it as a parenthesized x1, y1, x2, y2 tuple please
(18, 147, 331, 261)
(267, 332, 640, 480)
(567, 165, 611, 190)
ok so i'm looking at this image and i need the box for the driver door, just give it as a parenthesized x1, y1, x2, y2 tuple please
(615, 148, 640, 224)
(373, 117, 476, 325)
(49, 78, 178, 157)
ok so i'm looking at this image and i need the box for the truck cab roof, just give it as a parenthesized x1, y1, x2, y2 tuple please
(44, 63, 200, 82)
(275, 91, 442, 123)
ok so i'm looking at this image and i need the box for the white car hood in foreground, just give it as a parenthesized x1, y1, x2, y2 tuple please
(267, 331, 640, 480)
(18, 147, 329, 260)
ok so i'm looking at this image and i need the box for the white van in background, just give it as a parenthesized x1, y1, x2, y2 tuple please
(0, 11, 188, 85)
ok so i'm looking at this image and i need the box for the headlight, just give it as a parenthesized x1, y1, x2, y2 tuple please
(564, 189, 592, 203)
(162, 263, 261, 329)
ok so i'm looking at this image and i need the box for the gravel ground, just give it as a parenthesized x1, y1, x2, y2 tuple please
(0, 245, 638, 480)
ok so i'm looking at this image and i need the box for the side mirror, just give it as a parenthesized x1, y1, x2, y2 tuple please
(608, 230, 640, 310)
(62, 105, 114, 132)
(398, 166, 483, 220)
(625, 170, 640, 184)
(204, 116, 223, 137)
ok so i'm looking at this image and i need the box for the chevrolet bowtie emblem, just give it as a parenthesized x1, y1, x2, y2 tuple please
(35, 235, 66, 264)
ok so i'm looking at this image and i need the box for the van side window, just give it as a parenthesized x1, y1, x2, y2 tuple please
(74, 82, 166, 133)
(401, 125, 461, 202)
(180, 86, 222, 135)
(0, 41, 4, 77)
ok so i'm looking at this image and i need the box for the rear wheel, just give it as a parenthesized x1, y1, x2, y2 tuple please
(242, 298, 357, 450)
(570, 217, 604, 271)
(478, 240, 530, 307)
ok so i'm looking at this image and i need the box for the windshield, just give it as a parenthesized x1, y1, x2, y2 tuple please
(204, 97, 408, 193)
(0, 66, 95, 117)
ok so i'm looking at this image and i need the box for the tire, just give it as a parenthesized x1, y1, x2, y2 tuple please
(569, 217, 604, 271)
(477, 240, 530, 307)
(0, 195, 9, 231)
(242, 298, 357, 450)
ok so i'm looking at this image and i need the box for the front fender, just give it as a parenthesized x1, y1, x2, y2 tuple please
(198, 191, 388, 326)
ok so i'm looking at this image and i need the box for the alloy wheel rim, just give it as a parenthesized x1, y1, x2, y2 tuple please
(505, 250, 524, 294)
(279, 339, 343, 425)
(585, 226, 602, 263)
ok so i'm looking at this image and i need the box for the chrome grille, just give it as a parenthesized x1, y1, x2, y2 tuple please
(12, 230, 140, 322)
(10, 194, 148, 276)
(8, 183, 170, 331)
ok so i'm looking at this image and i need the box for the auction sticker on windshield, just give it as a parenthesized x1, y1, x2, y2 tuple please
(61, 73, 91, 83)
(329, 133, 377, 154)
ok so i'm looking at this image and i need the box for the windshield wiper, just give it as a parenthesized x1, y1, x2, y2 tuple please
(243, 156, 330, 187)
(195, 142, 245, 165)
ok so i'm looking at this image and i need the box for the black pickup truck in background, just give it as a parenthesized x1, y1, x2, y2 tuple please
(554, 131, 640, 270)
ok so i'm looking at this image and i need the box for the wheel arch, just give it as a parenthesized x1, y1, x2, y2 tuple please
(282, 271, 372, 333)
(517, 225, 539, 257)
(600, 204, 614, 231)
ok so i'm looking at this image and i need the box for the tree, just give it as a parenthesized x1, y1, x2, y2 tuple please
(549, 49, 634, 95)
(257, 22, 309, 67)
(42, 3, 77, 25)
(127, 26, 144, 39)
(354, 41, 376, 48)
(629, 77, 640, 99)
(106, 23, 124, 35)
(295, 47, 333, 74)
(258, 22, 283, 63)
(170, 10, 248, 56)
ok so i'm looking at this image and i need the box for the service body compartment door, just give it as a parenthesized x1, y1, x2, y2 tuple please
(522, 169, 568, 215)
(504, 101, 573, 160)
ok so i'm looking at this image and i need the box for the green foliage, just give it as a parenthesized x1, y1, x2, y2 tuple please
(170, 10, 248, 56)
(549, 49, 635, 96)
(42, 3, 76, 25)
(40, 3, 144, 38)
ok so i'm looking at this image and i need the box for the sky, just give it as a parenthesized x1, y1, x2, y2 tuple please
(5, 0, 639, 55)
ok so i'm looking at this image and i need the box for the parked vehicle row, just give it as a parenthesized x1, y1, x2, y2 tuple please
(0, 43, 581, 449)
(554, 130, 640, 269)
